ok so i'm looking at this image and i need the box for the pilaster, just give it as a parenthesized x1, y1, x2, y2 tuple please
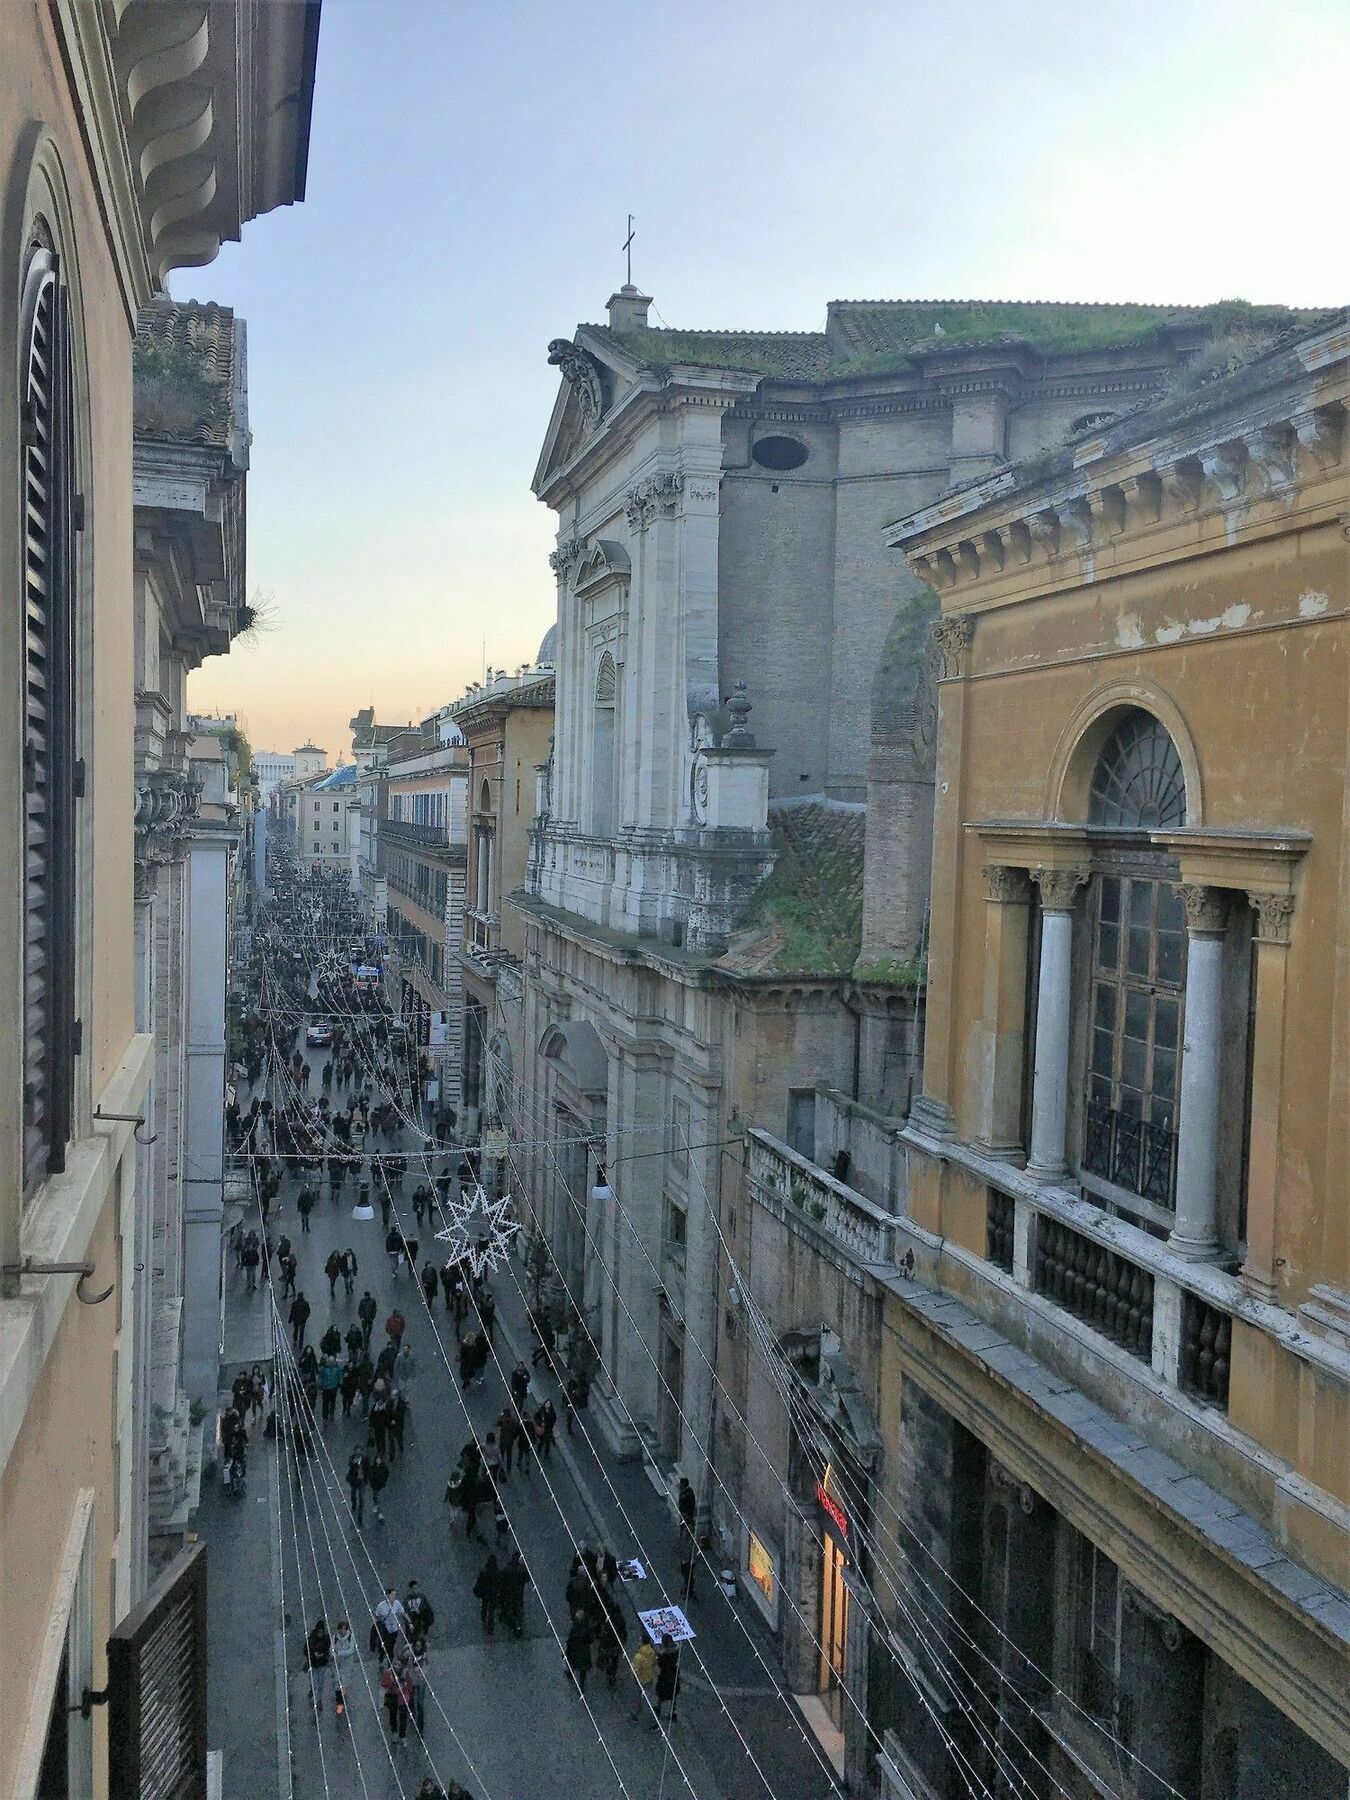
(1241, 892, 1295, 1299)
(972, 865, 1032, 1162)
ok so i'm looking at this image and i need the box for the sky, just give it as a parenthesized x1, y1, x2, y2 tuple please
(181, 0, 1349, 761)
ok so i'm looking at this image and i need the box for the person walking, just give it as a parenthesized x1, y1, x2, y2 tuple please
(564, 1609, 593, 1695)
(509, 1361, 530, 1411)
(404, 1579, 434, 1655)
(242, 1235, 260, 1291)
(481, 1432, 503, 1490)
(280, 1252, 298, 1299)
(388, 1386, 408, 1460)
(305, 1618, 332, 1714)
(439, 1260, 457, 1314)
(536, 1398, 556, 1461)
(498, 1551, 530, 1639)
(289, 1292, 311, 1352)
(358, 1290, 378, 1349)
(373, 1587, 407, 1663)
(331, 1620, 357, 1720)
(346, 1448, 367, 1526)
(597, 1586, 628, 1690)
(379, 1656, 412, 1744)
(324, 1249, 342, 1302)
(297, 1186, 316, 1233)
(340, 1246, 358, 1297)
(653, 1633, 681, 1725)
(250, 1365, 268, 1425)
(497, 1406, 520, 1477)
(479, 1288, 496, 1344)
(473, 1553, 500, 1635)
(677, 1476, 697, 1534)
(385, 1307, 407, 1352)
(339, 1359, 360, 1420)
(385, 1226, 403, 1278)
(367, 1445, 390, 1524)
(421, 1261, 438, 1311)
(320, 1322, 342, 1358)
(368, 1389, 390, 1460)
(344, 1320, 364, 1360)
(318, 1353, 342, 1424)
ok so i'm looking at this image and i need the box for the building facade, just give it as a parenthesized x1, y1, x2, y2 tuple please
(0, 3, 317, 1794)
(514, 286, 1244, 1492)
(382, 721, 470, 1099)
(449, 660, 555, 1156)
(132, 298, 249, 1576)
(866, 313, 1349, 1798)
(303, 762, 361, 877)
(253, 748, 295, 798)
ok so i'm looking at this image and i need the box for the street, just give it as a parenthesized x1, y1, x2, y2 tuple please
(203, 1028, 839, 1800)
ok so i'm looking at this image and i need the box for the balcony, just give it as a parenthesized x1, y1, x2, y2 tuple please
(384, 817, 450, 851)
(746, 1130, 898, 1266)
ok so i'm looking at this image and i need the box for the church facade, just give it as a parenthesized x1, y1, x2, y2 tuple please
(511, 285, 1276, 1518)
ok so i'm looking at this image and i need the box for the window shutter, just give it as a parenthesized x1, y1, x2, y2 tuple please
(107, 1541, 208, 1796)
(20, 244, 78, 1197)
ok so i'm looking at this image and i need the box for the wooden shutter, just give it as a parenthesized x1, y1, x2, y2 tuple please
(107, 1541, 208, 1798)
(20, 242, 77, 1197)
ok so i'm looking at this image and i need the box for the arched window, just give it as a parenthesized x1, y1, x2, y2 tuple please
(1088, 710, 1186, 829)
(591, 651, 617, 836)
(1076, 711, 1188, 1218)
(20, 229, 80, 1198)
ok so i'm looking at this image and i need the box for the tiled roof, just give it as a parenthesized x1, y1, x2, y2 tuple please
(133, 299, 240, 448)
(587, 299, 1322, 385)
(718, 801, 865, 977)
(312, 765, 360, 790)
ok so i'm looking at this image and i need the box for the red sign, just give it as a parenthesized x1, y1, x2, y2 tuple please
(815, 1478, 849, 1541)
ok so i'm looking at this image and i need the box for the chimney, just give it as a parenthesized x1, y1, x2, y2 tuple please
(606, 285, 652, 333)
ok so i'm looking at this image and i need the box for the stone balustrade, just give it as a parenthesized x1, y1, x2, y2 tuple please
(746, 1129, 897, 1266)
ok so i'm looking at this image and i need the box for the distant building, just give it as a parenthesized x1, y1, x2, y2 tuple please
(381, 720, 470, 1100)
(293, 742, 328, 781)
(253, 749, 295, 798)
(448, 652, 555, 1154)
(301, 764, 361, 879)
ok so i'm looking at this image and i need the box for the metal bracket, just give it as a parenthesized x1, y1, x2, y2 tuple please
(2, 1257, 115, 1305)
(69, 1685, 108, 1718)
(94, 1106, 157, 1145)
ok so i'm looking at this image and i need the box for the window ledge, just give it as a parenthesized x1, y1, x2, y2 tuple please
(0, 1034, 152, 1482)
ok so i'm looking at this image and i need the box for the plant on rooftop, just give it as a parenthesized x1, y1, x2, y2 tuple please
(133, 336, 225, 438)
(852, 954, 926, 990)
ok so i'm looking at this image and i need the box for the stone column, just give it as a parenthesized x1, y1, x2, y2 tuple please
(1241, 893, 1295, 1299)
(974, 865, 1032, 1161)
(1026, 868, 1088, 1179)
(1170, 885, 1228, 1261)
(909, 615, 974, 1139)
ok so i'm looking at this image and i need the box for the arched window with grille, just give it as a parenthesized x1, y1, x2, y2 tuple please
(20, 231, 81, 1200)
(1078, 711, 1189, 1222)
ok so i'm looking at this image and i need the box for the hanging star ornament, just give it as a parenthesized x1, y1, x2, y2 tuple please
(435, 1184, 521, 1280)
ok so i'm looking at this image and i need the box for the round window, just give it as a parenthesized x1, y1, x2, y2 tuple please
(751, 434, 808, 471)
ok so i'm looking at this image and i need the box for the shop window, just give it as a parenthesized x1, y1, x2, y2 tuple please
(746, 1530, 777, 1616)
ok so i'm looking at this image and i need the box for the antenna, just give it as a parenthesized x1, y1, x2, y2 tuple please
(623, 213, 635, 287)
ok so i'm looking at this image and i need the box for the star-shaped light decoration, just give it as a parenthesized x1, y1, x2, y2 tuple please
(435, 1184, 521, 1280)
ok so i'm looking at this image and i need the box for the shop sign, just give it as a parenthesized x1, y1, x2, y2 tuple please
(815, 1475, 849, 1544)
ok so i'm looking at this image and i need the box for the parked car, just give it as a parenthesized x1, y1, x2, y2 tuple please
(306, 1023, 334, 1048)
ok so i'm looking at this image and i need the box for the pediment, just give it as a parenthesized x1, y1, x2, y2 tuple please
(573, 539, 631, 595)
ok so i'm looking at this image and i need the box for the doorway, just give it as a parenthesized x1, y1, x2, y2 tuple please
(658, 1319, 683, 1465)
(820, 1534, 850, 1731)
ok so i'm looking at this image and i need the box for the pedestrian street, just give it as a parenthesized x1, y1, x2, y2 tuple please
(205, 1022, 839, 1800)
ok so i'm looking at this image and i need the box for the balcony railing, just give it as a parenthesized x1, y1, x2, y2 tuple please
(1082, 1098, 1177, 1208)
(384, 818, 450, 850)
(746, 1130, 897, 1265)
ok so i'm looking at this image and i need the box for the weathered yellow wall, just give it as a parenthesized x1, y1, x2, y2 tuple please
(947, 516, 1347, 1305)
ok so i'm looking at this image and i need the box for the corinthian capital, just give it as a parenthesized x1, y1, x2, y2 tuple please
(1032, 866, 1089, 912)
(1176, 883, 1229, 935)
(1248, 890, 1294, 945)
(931, 614, 974, 679)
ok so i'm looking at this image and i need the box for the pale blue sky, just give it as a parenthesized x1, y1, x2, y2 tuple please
(183, 0, 1349, 760)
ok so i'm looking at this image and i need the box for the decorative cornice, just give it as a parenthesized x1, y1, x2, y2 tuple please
(891, 395, 1346, 596)
(134, 768, 201, 871)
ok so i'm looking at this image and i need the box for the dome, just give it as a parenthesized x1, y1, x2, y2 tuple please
(536, 622, 558, 665)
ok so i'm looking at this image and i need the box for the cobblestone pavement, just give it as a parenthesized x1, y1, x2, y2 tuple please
(202, 1038, 841, 1800)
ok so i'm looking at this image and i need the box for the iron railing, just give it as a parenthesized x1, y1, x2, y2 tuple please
(1082, 1098, 1177, 1207)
